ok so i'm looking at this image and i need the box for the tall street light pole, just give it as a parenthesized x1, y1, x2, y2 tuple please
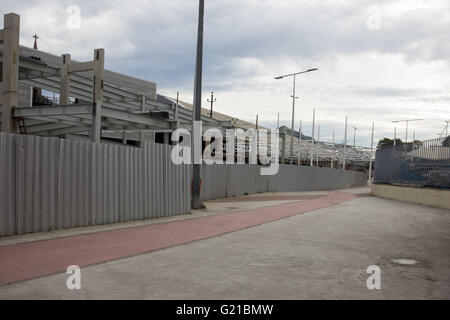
(343, 116, 348, 170)
(310, 109, 315, 167)
(191, 0, 204, 210)
(392, 119, 424, 144)
(316, 125, 320, 166)
(275, 68, 318, 165)
(331, 130, 335, 169)
(394, 127, 397, 146)
(298, 119, 302, 166)
(353, 126, 358, 147)
(289, 76, 299, 165)
(368, 122, 375, 184)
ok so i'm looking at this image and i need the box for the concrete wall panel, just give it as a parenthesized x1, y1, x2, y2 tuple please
(372, 184, 450, 210)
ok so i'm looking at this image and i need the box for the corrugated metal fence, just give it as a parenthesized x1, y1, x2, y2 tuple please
(374, 136, 450, 188)
(200, 164, 368, 201)
(0, 133, 191, 236)
(1, 133, 368, 237)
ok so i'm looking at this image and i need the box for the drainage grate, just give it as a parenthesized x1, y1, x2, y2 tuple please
(391, 259, 418, 266)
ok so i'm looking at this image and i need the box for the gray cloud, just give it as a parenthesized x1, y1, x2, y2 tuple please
(1, 0, 449, 146)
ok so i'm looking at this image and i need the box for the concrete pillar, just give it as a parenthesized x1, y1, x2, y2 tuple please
(28, 85, 33, 107)
(148, 131, 155, 143)
(163, 132, 170, 145)
(140, 94, 145, 112)
(91, 49, 104, 143)
(1, 13, 20, 133)
(140, 131, 145, 147)
(173, 102, 180, 130)
(60, 54, 71, 105)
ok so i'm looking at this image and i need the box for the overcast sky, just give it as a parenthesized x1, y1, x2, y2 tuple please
(1, 0, 449, 146)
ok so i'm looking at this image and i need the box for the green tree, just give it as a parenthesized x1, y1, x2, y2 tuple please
(443, 136, 450, 147)
(377, 137, 402, 148)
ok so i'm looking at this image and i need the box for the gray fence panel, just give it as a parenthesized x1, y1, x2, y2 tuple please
(1, 132, 366, 237)
(200, 164, 228, 201)
(0, 133, 192, 237)
(200, 164, 367, 200)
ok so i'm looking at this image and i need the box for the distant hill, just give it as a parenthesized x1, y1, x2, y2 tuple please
(278, 126, 312, 141)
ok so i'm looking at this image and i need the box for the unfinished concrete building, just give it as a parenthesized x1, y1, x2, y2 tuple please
(0, 12, 373, 167)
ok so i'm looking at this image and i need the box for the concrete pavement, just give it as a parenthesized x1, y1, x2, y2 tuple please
(0, 191, 355, 286)
(0, 187, 449, 299)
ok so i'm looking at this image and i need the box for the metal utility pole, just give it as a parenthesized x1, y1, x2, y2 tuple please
(289, 82, 298, 165)
(394, 127, 397, 146)
(392, 119, 424, 144)
(275, 68, 318, 165)
(207, 91, 216, 118)
(175, 92, 179, 124)
(343, 116, 348, 170)
(191, 0, 204, 210)
(353, 127, 358, 147)
(316, 125, 320, 166)
(368, 122, 374, 184)
(298, 120, 302, 166)
(256, 114, 259, 130)
(277, 113, 280, 130)
(331, 130, 335, 169)
(310, 109, 315, 167)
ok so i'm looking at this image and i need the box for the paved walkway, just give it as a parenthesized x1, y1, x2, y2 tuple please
(2, 191, 449, 300)
(0, 191, 355, 286)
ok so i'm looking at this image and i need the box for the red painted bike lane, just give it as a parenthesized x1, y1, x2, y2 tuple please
(0, 191, 356, 286)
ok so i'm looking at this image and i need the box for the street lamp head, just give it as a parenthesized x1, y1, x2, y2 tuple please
(393, 119, 424, 123)
(275, 68, 318, 79)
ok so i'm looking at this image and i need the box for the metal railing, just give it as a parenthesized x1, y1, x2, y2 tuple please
(374, 136, 450, 188)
